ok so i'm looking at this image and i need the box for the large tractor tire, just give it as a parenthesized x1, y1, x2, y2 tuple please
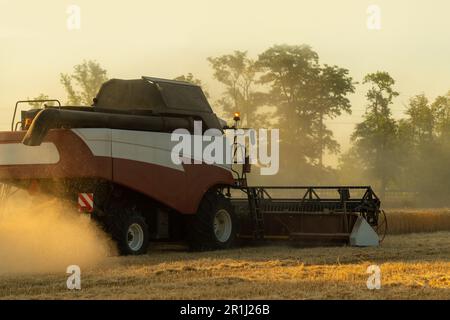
(119, 213, 149, 255)
(188, 190, 238, 251)
(107, 207, 150, 256)
(94, 186, 151, 256)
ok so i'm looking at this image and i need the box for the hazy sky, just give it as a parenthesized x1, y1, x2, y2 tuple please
(1, 0, 449, 165)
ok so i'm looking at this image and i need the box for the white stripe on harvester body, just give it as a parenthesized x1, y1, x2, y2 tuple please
(0, 143, 60, 165)
(72, 128, 184, 171)
(71, 128, 111, 158)
(72, 128, 232, 172)
(112, 130, 184, 172)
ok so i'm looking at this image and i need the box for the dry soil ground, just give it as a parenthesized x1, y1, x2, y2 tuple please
(0, 232, 449, 299)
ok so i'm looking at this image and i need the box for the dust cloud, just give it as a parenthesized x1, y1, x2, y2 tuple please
(0, 192, 116, 275)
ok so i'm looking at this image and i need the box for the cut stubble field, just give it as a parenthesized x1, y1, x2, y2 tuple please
(0, 232, 449, 300)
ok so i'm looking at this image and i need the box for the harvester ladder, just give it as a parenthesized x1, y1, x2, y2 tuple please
(247, 187, 265, 239)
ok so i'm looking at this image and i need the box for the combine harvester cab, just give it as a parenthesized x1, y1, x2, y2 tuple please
(0, 76, 386, 255)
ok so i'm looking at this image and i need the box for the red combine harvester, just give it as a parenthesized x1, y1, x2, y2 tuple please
(0, 77, 386, 255)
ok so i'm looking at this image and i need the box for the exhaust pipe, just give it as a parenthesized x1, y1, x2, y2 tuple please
(22, 108, 194, 146)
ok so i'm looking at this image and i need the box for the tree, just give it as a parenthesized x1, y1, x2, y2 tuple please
(257, 44, 354, 170)
(256, 44, 319, 175)
(311, 64, 355, 166)
(174, 73, 210, 98)
(395, 95, 433, 196)
(404, 94, 434, 143)
(432, 91, 450, 139)
(60, 60, 108, 105)
(341, 82, 450, 205)
(208, 51, 269, 127)
(396, 93, 450, 205)
(351, 71, 399, 198)
(428, 93, 450, 204)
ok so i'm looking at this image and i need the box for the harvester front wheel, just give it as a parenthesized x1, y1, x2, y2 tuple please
(188, 191, 238, 251)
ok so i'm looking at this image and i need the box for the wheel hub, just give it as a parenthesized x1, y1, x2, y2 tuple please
(127, 223, 144, 251)
(213, 209, 232, 243)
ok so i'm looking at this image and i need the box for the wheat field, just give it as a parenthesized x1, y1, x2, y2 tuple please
(0, 232, 449, 300)
(385, 208, 450, 234)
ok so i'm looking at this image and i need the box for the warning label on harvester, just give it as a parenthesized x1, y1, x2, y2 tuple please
(78, 193, 94, 213)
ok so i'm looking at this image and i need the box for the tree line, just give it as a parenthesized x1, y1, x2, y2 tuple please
(339, 72, 450, 205)
(33, 45, 450, 206)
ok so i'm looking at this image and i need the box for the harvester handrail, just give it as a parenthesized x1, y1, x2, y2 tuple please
(246, 185, 372, 189)
(233, 186, 378, 201)
(11, 99, 61, 131)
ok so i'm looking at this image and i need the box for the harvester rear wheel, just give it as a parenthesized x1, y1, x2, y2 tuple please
(188, 190, 238, 251)
(110, 209, 150, 255)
